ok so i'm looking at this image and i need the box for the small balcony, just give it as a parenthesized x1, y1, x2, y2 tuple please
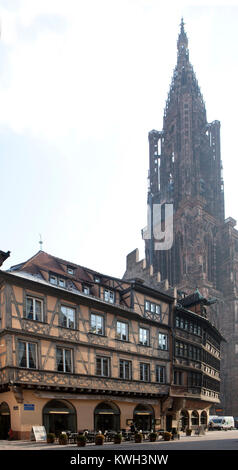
(170, 384, 220, 403)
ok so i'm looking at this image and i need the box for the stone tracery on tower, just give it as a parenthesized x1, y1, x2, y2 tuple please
(124, 19, 238, 416)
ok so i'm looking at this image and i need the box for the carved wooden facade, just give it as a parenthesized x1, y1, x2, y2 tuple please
(0, 251, 173, 438)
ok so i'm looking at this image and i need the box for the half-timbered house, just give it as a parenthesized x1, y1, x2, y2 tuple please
(0, 251, 173, 439)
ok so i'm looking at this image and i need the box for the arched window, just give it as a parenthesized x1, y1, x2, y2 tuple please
(94, 402, 120, 433)
(191, 410, 199, 426)
(43, 399, 76, 436)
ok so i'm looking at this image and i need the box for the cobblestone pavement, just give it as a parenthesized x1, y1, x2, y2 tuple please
(0, 430, 238, 450)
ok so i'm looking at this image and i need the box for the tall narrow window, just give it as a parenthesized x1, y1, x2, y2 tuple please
(104, 289, 115, 304)
(56, 347, 72, 373)
(158, 333, 168, 350)
(26, 297, 43, 322)
(96, 356, 110, 377)
(139, 328, 150, 346)
(60, 306, 75, 329)
(18, 341, 37, 369)
(156, 365, 166, 383)
(119, 359, 132, 380)
(140, 363, 150, 382)
(116, 321, 129, 341)
(90, 314, 104, 335)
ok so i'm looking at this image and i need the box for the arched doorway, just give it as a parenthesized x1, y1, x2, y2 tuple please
(94, 402, 120, 432)
(0, 402, 10, 439)
(201, 411, 207, 427)
(43, 400, 76, 436)
(191, 410, 199, 426)
(179, 410, 189, 430)
(133, 404, 155, 431)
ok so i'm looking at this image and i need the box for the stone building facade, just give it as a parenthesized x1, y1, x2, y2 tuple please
(124, 20, 237, 416)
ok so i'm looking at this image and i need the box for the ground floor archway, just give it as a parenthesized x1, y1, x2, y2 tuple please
(0, 402, 10, 439)
(191, 410, 199, 426)
(133, 404, 155, 431)
(201, 411, 208, 426)
(94, 401, 120, 432)
(43, 399, 77, 436)
(179, 410, 189, 430)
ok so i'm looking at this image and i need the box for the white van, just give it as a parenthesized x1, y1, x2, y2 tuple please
(209, 416, 234, 430)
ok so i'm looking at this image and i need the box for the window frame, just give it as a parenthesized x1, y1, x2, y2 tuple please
(158, 332, 168, 350)
(116, 320, 129, 341)
(96, 355, 110, 377)
(18, 340, 37, 369)
(139, 327, 150, 347)
(67, 266, 75, 275)
(49, 273, 67, 288)
(156, 365, 166, 384)
(139, 362, 150, 382)
(174, 370, 183, 385)
(119, 359, 132, 380)
(144, 300, 161, 318)
(82, 285, 90, 295)
(25, 295, 44, 322)
(59, 305, 76, 329)
(90, 313, 105, 335)
(104, 288, 115, 304)
(56, 346, 73, 373)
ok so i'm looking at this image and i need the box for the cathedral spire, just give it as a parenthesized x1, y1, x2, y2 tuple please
(177, 17, 188, 58)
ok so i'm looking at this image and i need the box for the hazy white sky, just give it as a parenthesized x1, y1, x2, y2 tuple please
(1, 0, 238, 277)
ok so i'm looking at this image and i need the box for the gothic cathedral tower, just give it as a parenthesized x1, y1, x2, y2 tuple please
(145, 19, 224, 293)
(124, 20, 238, 416)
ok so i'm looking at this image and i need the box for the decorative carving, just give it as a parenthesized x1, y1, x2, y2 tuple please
(58, 329, 80, 342)
(87, 333, 109, 347)
(21, 319, 49, 335)
(5, 367, 169, 396)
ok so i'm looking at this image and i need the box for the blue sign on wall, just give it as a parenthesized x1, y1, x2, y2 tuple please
(24, 404, 35, 411)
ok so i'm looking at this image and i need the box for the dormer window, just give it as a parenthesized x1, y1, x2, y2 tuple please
(83, 285, 90, 295)
(94, 276, 101, 283)
(49, 274, 57, 285)
(49, 273, 66, 288)
(58, 278, 66, 288)
(67, 266, 75, 275)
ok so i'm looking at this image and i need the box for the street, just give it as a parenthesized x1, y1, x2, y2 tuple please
(0, 429, 238, 450)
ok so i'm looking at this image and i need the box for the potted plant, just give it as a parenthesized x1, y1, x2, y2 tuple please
(114, 432, 122, 444)
(163, 431, 172, 441)
(58, 432, 68, 445)
(134, 431, 143, 443)
(76, 433, 86, 447)
(186, 428, 192, 436)
(149, 431, 157, 442)
(47, 433, 55, 444)
(95, 433, 105, 445)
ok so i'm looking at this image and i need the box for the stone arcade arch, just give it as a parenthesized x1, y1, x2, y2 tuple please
(94, 401, 120, 433)
(201, 410, 208, 427)
(43, 399, 77, 436)
(191, 410, 199, 426)
(133, 404, 155, 431)
(0, 402, 10, 439)
(179, 409, 189, 430)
